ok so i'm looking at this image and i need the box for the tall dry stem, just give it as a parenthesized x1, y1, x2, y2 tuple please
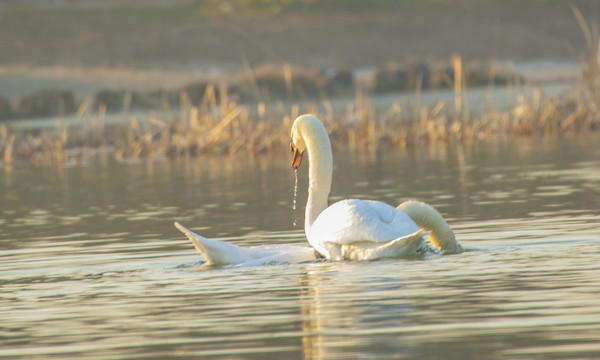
(452, 54, 463, 118)
(4, 133, 15, 165)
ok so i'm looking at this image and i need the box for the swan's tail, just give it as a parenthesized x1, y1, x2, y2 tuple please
(174, 222, 253, 265)
(397, 200, 463, 254)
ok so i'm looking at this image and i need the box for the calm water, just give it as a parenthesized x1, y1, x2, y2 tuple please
(1, 137, 600, 359)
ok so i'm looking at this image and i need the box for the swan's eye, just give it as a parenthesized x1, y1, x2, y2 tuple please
(290, 143, 295, 153)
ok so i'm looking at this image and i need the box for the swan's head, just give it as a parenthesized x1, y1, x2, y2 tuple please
(290, 115, 311, 169)
(290, 114, 331, 170)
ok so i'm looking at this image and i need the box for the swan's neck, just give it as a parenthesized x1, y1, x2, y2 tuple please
(397, 200, 463, 254)
(304, 127, 333, 233)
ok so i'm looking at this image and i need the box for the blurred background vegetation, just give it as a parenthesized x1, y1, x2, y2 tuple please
(0, 0, 599, 166)
(0, 0, 593, 69)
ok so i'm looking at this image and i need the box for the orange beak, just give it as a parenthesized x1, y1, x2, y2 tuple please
(291, 144, 304, 169)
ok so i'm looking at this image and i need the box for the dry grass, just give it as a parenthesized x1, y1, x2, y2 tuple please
(1, 51, 599, 168)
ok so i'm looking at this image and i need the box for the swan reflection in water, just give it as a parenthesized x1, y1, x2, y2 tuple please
(298, 261, 416, 359)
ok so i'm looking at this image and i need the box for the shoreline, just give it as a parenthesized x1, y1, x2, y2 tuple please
(0, 0, 598, 166)
(0, 58, 581, 101)
(0, 58, 579, 124)
(0, 57, 596, 168)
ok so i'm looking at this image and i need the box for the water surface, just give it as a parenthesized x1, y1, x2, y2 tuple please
(1, 136, 600, 359)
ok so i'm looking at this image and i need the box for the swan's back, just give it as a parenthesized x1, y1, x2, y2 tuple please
(307, 199, 422, 258)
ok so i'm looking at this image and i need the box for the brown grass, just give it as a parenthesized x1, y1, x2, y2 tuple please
(0, 52, 599, 168)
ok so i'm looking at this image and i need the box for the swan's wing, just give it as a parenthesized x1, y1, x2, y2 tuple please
(309, 199, 421, 248)
(340, 230, 425, 260)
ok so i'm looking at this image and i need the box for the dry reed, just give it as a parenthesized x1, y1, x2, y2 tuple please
(1, 51, 599, 167)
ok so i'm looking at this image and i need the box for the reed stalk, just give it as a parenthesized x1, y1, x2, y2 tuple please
(2, 49, 600, 167)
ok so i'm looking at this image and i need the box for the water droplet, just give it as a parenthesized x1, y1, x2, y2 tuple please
(292, 169, 299, 227)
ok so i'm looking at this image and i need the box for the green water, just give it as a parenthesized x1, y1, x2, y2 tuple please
(1, 136, 600, 359)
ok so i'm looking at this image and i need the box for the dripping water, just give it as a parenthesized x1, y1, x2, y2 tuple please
(292, 169, 299, 227)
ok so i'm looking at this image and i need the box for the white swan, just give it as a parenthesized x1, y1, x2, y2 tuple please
(174, 222, 317, 266)
(290, 114, 463, 260)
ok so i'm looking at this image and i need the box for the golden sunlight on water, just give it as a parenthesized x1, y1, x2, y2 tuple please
(1, 137, 600, 359)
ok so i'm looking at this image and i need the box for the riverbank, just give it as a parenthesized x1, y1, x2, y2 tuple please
(0, 54, 597, 168)
(0, 58, 529, 121)
(0, 0, 598, 167)
(0, 0, 589, 120)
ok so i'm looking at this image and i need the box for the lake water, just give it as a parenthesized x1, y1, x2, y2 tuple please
(1, 136, 600, 359)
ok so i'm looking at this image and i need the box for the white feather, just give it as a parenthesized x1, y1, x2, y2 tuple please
(174, 222, 317, 266)
(291, 114, 462, 260)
